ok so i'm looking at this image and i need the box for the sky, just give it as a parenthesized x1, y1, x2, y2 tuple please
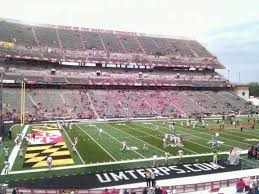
(0, 0, 258, 83)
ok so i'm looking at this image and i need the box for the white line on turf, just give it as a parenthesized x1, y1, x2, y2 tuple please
(122, 123, 198, 154)
(76, 124, 117, 161)
(7, 150, 247, 175)
(175, 124, 249, 147)
(61, 124, 85, 164)
(104, 123, 167, 156)
(85, 124, 146, 159)
(1, 125, 29, 175)
(134, 122, 212, 151)
(158, 121, 246, 150)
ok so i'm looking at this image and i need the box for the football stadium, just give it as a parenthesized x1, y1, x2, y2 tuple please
(0, 2, 259, 193)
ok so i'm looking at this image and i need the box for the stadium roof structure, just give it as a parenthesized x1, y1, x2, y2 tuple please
(0, 18, 224, 69)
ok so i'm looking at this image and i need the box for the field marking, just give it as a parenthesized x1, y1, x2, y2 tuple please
(104, 123, 167, 156)
(61, 124, 85, 164)
(176, 123, 250, 147)
(0, 124, 21, 168)
(82, 124, 146, 159)
(76, 124, 117, 161)
(170, 123, 248, 149)
(226, 128, 259, 139)
(127, 123, 198, 154)
(134, 122, 212, 152)
(6, 150, 245, 175)
(1, 125, 29, 175)
(219, 131, 254, 145)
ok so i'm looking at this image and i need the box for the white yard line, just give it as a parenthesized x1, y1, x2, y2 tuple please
(1, 125, 29, 175)
(104, 123, 167, 156)
(175, 124, 249, 147)
(76, 124, 117, 161)
(85, 124, 145, 159)
(7, 150, 246, 175)
(227, 128, 259, 137)
(61, 125, 85, 164)
(122, 123, 198, 154)
(153, 120, 247, 150)
(134, 122, 211, 151)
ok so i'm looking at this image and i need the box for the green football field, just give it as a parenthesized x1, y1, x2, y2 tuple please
(1, 117, 259, 184)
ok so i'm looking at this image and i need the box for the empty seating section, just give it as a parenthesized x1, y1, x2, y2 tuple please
(188, 91, 229, 114)
(169, 39, 194, 57)
(4, 22, 36, 47)
(0, 48, 18, 55)
(35, 27, 60, 48)
(0, 21, 11, 42)
(99, 33, 124, 53)
(0, 21, 222, 69)
(1, 88, 256, 121)
(60, 90, 95, 119)
(163, 91, 207, 115)
(118, 35, 143, 53)
(140, 90, 180, 116)
(0, 62, 228, 87)
(89, 90, 125, 118)
(137, 36, 159, 55)
(115, 90, 155, 117)
(58, 29, 83, 50)
(81, 32, 104, 50)
(18, 50, 41, 58)
(153, 38, 178, 55)
(188, 40, 213, 57)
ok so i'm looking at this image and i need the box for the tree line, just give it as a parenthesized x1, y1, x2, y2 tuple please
(249, 82, 259, 97)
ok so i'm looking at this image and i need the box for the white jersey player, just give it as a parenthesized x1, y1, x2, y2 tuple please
(19, 147, 23, 158)
(163, 138, 167, 148)
(143, 143, 148, 151)
(47, 156, 53, 170)
(97, 128, 103, 139)
(121, 141, 127, 151)
(165, 152, 169, 164)
(186, 121, 190, 127)
(152, 154, 158, 167)
(4, 147, 9, 159)
(3, 160, 10, 175)
(178, 149, 184, 161)
(74, 137, 78, 145)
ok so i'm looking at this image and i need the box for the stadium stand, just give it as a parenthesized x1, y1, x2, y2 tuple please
(0, 18, 257, 123)
(34, 26, 60, 48)
(0, 19, 223, 68)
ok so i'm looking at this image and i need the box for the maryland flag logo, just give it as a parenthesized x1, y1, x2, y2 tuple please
(23, 124, 74, 168)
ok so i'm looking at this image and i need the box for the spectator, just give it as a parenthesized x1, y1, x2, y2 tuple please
(102, 189, 110, 194)
(145, 169, 152, 187)
(161, 187, 167, 194)
(148, 187, 155, 194)
(155, 186, 162, 194)
(247, 188, 257, 194)
(143, 188, 148, 194)
(111, 188, 118, 194)
(236, 178, 245, 193)
(123, 189, 129, 194)
(244, 177, 252, 191)
(151, 170, 156, 187)
(12, 189, 17, 194)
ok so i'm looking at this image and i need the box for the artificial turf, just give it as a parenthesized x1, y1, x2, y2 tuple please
(1, 116, 259, 184)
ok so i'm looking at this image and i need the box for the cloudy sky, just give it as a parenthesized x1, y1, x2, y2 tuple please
(0, 0, 258, 83)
